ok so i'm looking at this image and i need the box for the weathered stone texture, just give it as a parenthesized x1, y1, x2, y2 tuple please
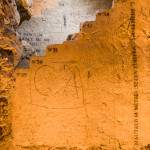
(18, 0, 113, 55)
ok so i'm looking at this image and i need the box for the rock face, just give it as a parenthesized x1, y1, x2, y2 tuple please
(0, 0, 21, 65)
(0, 0, 32, 148)
(18, 0, 113, 55)
(12, 0, 150, 150)
(0, 0, 33, 66)
(15, 0, 32, 24)
(0, 0, 150, 150)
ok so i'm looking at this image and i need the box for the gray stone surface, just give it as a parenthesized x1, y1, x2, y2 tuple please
(18, 0, 113, 55)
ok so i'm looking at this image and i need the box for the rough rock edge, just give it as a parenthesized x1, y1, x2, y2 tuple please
(0, 0, 32, 149)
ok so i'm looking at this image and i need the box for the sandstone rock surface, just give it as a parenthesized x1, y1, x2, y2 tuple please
(0, 0, 32, 149)
(12, 0, 150, 150)
(0, 0, 150, 150)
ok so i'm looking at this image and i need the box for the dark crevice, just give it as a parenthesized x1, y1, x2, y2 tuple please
(15, 0, 31, 25)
